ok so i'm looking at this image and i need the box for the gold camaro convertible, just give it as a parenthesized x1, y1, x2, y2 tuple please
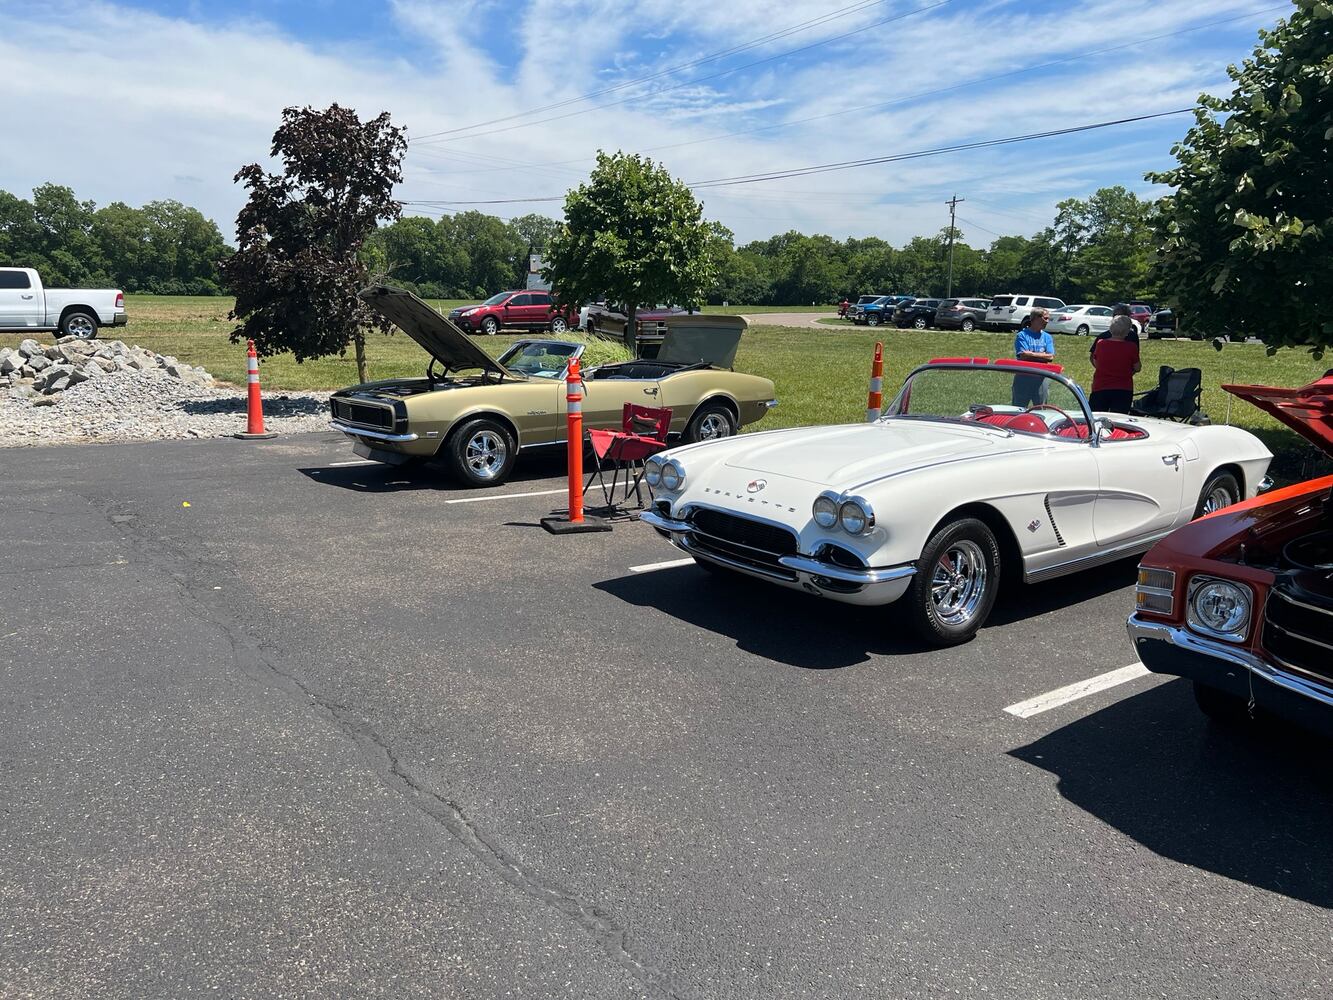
(330, 286, 779, 487)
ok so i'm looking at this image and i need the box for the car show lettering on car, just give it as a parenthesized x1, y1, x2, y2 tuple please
(641, 356, 1273, 646)
(1129, 373, 1333, 736)
(329, 286, 777, 487)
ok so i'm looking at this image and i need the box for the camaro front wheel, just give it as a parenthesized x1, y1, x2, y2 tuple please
(904, 517, 1001, 646)
(449, 418, 516, 487)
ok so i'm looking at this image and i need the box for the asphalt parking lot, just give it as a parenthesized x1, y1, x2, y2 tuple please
(3, 432, 1330, 999)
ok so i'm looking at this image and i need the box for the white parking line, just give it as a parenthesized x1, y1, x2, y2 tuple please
(629, 557, 695, 574)
(445, 488, 568, 505)
(1004, 662, 1152, 719)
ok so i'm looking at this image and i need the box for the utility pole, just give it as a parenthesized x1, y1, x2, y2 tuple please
(945, 193, 965, 298)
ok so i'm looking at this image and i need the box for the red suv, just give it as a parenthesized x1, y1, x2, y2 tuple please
(448, 290, 575, 335)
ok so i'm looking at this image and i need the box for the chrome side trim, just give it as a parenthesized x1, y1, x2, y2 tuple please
(1128, 616, 1333, 710)
(329, 420, 419, 443)
(1025, 529, 1174, 583)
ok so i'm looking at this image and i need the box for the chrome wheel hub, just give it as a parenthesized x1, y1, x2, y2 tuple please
(1203, 487, 1234, 514)
(931, 540, 987, 626)
(68, 315, 95, 338)
(698, 413, 730, 440)
(465, 430, 506, 479)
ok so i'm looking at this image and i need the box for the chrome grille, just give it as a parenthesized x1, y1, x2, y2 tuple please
(687, 508, 799, 578)
(332, 398, 393, 429)
(1263, 583, 1333, 686)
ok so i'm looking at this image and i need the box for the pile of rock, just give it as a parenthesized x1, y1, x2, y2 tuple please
(1, 337, 214, 398)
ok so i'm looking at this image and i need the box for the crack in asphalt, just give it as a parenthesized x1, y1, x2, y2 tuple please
(84, 494, 688, 1000)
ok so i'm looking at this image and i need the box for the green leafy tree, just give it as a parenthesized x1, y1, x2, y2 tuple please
(1150, 0, 1332, 355)
(450, 210, 527, 296)
(545, 152, 714, 347)
(508, 213, 562, 254)
(223, 103, 406, 382)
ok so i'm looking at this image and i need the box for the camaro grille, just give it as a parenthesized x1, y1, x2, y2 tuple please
(1263, 585, 1333, 686)
(687, 508, 799, 577)
(332, 399, 393, 430)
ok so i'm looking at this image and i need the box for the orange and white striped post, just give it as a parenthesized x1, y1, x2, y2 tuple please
(540, 355, 610, 534)
(866, 341, 884, 422)
(235, 339, 277, 440)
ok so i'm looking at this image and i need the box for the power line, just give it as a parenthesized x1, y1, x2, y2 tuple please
(401, 106, 1197, 206)
(406, 0, 891, 142)
(410, 0, 954, 146)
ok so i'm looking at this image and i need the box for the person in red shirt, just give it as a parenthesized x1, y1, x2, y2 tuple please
(1089, 315, 1141, 413)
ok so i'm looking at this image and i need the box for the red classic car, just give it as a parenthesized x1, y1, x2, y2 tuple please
(1129, 373, 1333, 734)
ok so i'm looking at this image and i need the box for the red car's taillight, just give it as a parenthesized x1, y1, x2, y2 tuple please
(115, 292, 124, 308)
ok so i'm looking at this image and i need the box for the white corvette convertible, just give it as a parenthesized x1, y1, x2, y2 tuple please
(640, 357, 1274, 645)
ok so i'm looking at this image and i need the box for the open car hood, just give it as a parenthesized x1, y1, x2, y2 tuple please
(656, 314, 747, 368)
(359, 285, 515, 378)
(1225, 373, 1333, 456)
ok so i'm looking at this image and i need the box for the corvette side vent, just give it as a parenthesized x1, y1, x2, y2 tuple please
(1043, 495, 1066, 547)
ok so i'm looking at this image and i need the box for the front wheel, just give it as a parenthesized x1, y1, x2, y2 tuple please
(684, 402, 736, 443)
(480, 316, 500, 336)
(912, 317, 929, 330)
(960, 318, 975, 332)
(903, 517, 1001, 646)
(448, 418, 516, 487)
(550, 316, 569, 333)
(60, 311, 98, 339)
(1194, 471, 1240, 519)
(866, 314, 881, 327)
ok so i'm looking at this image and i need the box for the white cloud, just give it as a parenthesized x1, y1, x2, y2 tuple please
(0, 0, 1283, 245)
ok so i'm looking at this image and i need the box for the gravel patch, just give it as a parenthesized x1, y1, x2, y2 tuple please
(1, 369, 330, 447)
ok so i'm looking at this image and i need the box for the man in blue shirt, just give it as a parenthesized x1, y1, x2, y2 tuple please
(1012, 308, 1055, 406)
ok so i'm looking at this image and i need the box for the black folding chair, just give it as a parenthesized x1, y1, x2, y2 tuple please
(1130, 366, 1205, 422)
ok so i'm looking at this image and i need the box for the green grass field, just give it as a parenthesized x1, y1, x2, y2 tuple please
(5, 294, 1328, 479)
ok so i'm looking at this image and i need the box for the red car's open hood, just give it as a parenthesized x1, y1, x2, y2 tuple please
(1224, 373, 1333, 456)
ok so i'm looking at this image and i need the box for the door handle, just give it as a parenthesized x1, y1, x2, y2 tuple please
(643, 387, 658, 396)
(20, 294, 34, 299)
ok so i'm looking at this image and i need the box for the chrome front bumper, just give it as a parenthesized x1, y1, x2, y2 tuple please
(328, 419, 418, 443)
(1128, 615, 1333, 711)
(640, 508, 915, 606)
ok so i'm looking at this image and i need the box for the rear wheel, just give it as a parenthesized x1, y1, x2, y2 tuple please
(684, 402, 736, 443)
(960, 317, 975, 332)
(550, 315, 569, 333)
(61, 311, 98, 339)
(449, 418, 516, 487)
(1194, 471, 1240, 519)
(912, 316, 929, 330)
(903, 518, 1001, 646)
(480, 316, 500, 336)
(1076, 324, 1090, 336)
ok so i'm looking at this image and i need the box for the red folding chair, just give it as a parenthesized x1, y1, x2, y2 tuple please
(585, 403, 673, 510)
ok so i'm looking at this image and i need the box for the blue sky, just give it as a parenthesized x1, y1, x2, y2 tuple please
(0, 0, 1292, 246)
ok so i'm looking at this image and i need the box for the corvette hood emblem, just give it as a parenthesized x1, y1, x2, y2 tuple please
(746, 479, 767, 493)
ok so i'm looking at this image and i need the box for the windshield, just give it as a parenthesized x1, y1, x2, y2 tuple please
(886, 366, 1092, 438)
(482, 291, 511, 306)
(498, 341, 580, 378)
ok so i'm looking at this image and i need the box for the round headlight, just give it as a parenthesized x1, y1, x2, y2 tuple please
(1188, 578, 1251, 640)
(838, 497, 874, 535)
(660, 459, 685, 491)
(644, 457, 664, 487)
(812, 494, 839, 529)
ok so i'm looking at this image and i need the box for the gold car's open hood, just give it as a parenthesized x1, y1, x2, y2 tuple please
(360, 285, 517, 378)
(656, 314, 747, 368)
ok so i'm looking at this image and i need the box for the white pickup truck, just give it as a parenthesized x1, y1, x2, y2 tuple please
(0, 267, 127, 339)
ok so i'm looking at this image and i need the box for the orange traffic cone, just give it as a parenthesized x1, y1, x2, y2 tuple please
(235, 340, 277, 440)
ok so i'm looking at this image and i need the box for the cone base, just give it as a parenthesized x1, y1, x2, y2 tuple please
(235, 431, 278, 440)
(540, 514, 611, 535)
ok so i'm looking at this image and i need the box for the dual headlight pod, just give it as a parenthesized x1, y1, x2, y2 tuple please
(812, 490, 875, 536)
(645, 457, 685, 490)
(1186, 576, 1253, 642)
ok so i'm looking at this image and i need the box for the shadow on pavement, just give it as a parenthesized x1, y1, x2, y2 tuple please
(1011, 681, 1333, 909)
(989, 556, 1139, 626)
(180, 395, 328, 416)
(298, 454, 568, 494)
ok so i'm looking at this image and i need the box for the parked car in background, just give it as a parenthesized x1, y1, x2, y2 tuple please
(0, 267, 127, 339)
(1047, 304, 1114, 336)
(585, 304, 689, 346)
(894, 298, 943, 329)
(641, 357, 1271, 646)
(579, 300, 610, 331)
(850, 294, 890, 322)
(1129, 373, 1331, 736)
(855, 296, 899, 327)
(934, 298, 991, 332)
(333, 287, 778, 486)
(1151, 308, 1178, 337)
(448, 290, 575, 335)
(1128, 303, 1155, 330)
(984, 294, 1065, 331)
